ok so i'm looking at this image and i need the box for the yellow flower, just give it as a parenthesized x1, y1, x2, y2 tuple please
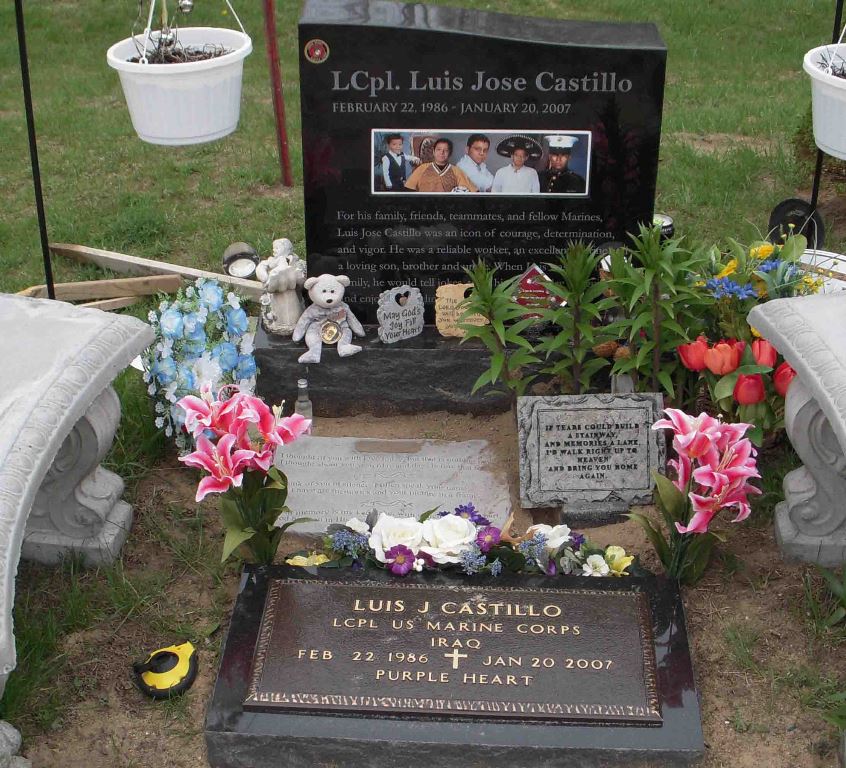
(285, 552, 330, 567)
(800, 274, 823, 294)
(750, 243, 775, 260)
(604, 546, 634, 577)
(748, 324, 762, 338)
(715, 259, 738, 278)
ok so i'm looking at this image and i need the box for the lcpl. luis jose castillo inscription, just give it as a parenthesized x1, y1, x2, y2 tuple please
(244, 580, 661, 725)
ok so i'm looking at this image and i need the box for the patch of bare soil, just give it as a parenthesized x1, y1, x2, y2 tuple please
(671, 132, 780, 156)
(20, 412, 844, 767)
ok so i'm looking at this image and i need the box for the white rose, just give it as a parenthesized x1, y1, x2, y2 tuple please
(526, 524, 571, 553)
(368, 514, 424, 563)
(420, 515, 478, 564)
(345, 517, 370, 535)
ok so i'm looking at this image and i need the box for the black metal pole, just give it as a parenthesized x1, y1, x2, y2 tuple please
(15, 0, 55, 300)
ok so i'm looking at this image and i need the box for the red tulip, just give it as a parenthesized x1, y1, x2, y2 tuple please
(677, 336, 709, 371)
(704, 341, 742, 375)
(733, 374, 766, 405)
(751, 339, 777, 368)
(773, 362, 797, 398)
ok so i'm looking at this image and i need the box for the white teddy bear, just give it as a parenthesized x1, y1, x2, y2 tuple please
(292, 274, 365, 364)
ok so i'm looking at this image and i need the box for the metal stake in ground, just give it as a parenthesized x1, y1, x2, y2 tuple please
(14, 0, 55, 300)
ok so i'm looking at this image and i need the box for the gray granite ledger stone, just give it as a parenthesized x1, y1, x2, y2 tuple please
(518, 394, 665, 521)
(749, 294, 846, 566)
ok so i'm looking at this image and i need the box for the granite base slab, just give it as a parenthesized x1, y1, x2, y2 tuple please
(205, 567, 704, 768)
(254, 325, 511, 416)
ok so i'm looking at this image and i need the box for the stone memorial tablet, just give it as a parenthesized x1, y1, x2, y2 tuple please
(206, 568, 704, 767)
(518, 394, 665, 514)
(278, 436, 510, 533)
(244, 579, 660, 724)
(299, 0, 666, 323)
(377, 284, 425, 343)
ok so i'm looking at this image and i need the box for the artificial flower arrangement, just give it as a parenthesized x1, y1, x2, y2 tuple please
(286, 504, 636, 579)
(143, 277, 257, 450)
(698, 232, 818, 341)
(629, 408, 761, 585)
(176, 386, 311, 565)
(676, 334, 797, 444)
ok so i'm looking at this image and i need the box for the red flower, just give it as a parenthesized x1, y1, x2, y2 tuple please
(773, 362, 797, 398)
(733, 374, 766, 405)
(704, 340, 742, 375)
(751, 339, 777, 368)
(677, 336, 709, 371)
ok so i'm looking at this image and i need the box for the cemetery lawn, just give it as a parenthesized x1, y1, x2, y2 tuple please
(3, 408, 843, 767)
(1, 0, 845, 295)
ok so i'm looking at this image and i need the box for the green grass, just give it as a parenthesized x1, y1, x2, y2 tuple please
(1, 0, 844, 296)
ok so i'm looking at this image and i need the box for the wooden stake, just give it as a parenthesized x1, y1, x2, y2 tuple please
(79, 296, 142, 311)
(49, 243, 263, 301)
(19, 274, 182, 301)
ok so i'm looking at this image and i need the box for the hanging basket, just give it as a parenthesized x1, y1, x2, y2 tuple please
(803, 42, 846, 161)
(107, 27, 252, 146)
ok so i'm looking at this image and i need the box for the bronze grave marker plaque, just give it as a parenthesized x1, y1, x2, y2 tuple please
(244, 579, 661, 725)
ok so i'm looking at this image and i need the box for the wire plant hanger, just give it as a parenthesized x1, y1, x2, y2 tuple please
(130, 0, 246, 64)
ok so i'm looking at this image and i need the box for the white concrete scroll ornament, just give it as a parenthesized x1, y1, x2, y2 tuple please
(256, 238, 306, 336)
(0, 295, 153, 700)
(749, 293, 846, 565)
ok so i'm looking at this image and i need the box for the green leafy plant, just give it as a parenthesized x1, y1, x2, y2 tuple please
(607, 225, 713, 399)
(537, 242, 617, 394)
(459, 260, 540, 405)
(817, 566, 846, 628)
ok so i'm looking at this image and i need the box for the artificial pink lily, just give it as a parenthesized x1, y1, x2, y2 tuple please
(652, 408, 723, 462)
(178, 433, 256, 502)
(178, 384, 220, 437)
(271, 412, 311, 445)
(693, 437, 760, 492)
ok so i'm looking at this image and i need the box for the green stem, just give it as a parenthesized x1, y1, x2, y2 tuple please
(651, 282, 661, 392)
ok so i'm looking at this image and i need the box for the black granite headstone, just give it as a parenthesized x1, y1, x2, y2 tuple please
(205, 566, 704, 768)
(299, 0, 666, 324)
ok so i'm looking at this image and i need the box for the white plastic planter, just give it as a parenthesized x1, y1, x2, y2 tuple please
(804, 44, 846, 160)
(107, 27, 252, 146)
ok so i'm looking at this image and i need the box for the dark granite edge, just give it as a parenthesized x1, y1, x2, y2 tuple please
(299, 0, 667, 51)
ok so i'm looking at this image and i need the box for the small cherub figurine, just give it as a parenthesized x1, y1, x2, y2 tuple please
(256, 238, 306, 336)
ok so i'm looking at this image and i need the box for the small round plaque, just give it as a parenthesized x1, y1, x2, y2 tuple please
(321, 320, 341, 344)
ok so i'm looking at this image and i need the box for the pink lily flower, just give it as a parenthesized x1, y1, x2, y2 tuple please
(177, 383, 221, 437)
(178, 433, 256, 502)
(693, 438, 760, 492)
(272, 412, 311, 445)
(652, 408, 723, 462)
(667, 454, 693, 493)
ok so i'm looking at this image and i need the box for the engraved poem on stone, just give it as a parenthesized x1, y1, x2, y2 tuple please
(278, 437, 511, 533)
(518, 394, 665, 510)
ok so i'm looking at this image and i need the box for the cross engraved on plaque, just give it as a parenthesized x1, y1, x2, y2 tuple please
(443, 649, 468, 670)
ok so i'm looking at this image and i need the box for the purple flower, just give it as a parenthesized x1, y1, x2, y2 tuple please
(415, 550, 436, 569)
(385, 545, 415, 576)
(451, 503, 491, 526)
(571, 533, 586, 551)
(476, 526, 501, 553)
(546, 559, 558, 576)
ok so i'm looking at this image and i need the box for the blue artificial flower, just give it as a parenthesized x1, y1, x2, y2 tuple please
(705, 277, 758, 300)
(235, 354, 257, 380)
(489, 559, 503, 577)
(182, 340, 207, 360)
(175, 364, 196, 393)
(182, 312, 206, 343)
(198, 280, 224, 312)
(225, 306, 249, 337)
(331, 529, 370, 559)
(159, 307, 184, 339)
(756, 258, 781, 273)
(459, 546, 487, 575)
(213, 342, 239, 372)
(519, 532, 549, 568)
(151, 355, 177, 385)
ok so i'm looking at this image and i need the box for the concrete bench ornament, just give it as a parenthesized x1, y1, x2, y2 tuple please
(0, 294, 153, 702)
(749, 293, 846, 565)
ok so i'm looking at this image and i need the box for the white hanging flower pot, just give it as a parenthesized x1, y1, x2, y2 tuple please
(803, 42, 846, 160)
(107, 26, 252, 146)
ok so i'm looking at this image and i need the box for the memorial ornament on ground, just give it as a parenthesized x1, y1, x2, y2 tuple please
(256, 238, 306, 337)
(434, 283, 487, 338)
(376, 284, 424, 343)
(292, 273, 366, 364)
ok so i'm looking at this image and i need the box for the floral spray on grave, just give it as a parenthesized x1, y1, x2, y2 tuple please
(142, 278, 257, 452)
(288, 504, 637, 579)
(177, 387, 311, 565)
